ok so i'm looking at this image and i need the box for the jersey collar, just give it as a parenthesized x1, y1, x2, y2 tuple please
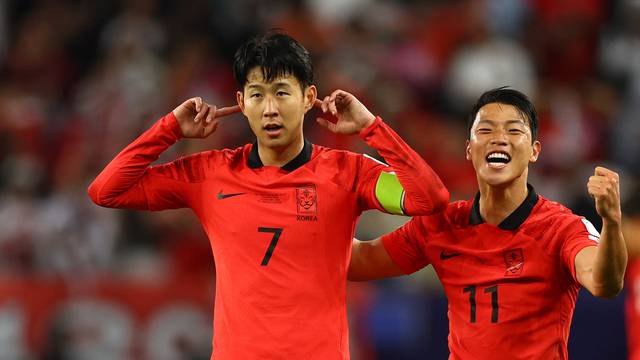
(469, 184, 539, 230)
(248, 139, 313, 171)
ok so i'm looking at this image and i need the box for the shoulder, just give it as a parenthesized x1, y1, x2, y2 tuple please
(152, 144, 249, 182)
(312, 145, 388, 167)
(408, 199, 470, 232)
(531, 196, 581, 226)
(524, 195, 597, 240)
(183, 144, 248, 167)
(445, 200, 473, 226)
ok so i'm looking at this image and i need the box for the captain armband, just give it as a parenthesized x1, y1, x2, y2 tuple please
(374, 171, 405, 215)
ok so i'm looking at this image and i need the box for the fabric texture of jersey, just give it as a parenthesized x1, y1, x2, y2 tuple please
(382, 185, 599, 360)
(88, 112, 448, 360)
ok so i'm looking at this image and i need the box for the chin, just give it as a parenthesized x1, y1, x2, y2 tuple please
(261, 136, 288, 149)
(479, 172, 515, 188)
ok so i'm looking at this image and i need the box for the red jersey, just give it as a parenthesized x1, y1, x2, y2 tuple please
(88, 112, 448, 359)
(382, 185, 599, 360)
(626, 259, 640, 360)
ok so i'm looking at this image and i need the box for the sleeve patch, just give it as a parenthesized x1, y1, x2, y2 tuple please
(581, 218, 600, 242)
(375, 171, 405, 215)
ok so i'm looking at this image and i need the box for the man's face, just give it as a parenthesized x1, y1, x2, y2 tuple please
(236, 67, 316, 150)
(466, 103, 541, 187)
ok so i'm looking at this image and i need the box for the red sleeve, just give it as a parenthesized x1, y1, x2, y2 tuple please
(87, 112, 203, 211)
(358, 116, 449, 215)
(381, 218, 430, 274)
(560, 217, 600, 283)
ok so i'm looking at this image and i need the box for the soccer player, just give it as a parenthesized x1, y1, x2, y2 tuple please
(348, 88, 627, 359)
(623, 191, 640, 360)
(87, 32, 449, 359)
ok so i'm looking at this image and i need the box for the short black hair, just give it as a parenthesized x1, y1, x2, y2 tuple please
(233, 31, 314, 91)
(467, 87, 538, 143)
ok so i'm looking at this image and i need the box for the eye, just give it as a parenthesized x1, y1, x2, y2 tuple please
(250, 93, 262, 99)
(477, 128, 492, 134)
(276, 91, 290, 97)
(508, 128, 524, 134)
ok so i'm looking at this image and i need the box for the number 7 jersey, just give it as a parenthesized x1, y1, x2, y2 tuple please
(88, 112, 448, 359)
(382, 185, 600, 360)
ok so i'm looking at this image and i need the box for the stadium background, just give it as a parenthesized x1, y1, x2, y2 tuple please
(0, 0, 638, 359)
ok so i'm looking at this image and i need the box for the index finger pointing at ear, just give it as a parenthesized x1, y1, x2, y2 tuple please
(215, 105, 241, 118)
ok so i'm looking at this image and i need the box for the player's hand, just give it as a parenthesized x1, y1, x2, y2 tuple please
(588, 166, 622, 224)
(172, 97, 221, 138)
(316, 90, 376, 135)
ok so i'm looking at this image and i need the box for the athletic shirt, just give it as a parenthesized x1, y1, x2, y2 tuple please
(88, 112, 448, 359)
(382, 186, 599, 360)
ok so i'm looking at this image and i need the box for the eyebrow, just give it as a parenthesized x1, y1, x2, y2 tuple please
(477, 119, 527, 126)
(246, 81, 294, 90)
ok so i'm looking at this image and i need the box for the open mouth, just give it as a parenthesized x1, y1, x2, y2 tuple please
(486, 151, 511, 168)
(263, 123, 283, 135)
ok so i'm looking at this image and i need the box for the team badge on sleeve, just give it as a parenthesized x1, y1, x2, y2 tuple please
(503, 248, 524, 276)
(581, 218, 600, 242)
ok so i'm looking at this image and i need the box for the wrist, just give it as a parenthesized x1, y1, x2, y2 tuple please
(602, 217, 622, 230)
(361, 114, 376, 130)
(358, 116, 381, 137)
(166, 111, 184, 139)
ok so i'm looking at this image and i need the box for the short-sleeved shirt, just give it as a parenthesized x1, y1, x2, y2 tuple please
(382, 185, 599, 360)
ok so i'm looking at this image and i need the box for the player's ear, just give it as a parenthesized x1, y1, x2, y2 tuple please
(303, 85, 317, 114)
(465, 140, 471, 161)
(236, 91, 246, 114)
(530, 140, 541, 163)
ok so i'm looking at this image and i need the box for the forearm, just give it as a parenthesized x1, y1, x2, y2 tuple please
(591, 220, 628, 297)
(88, 112, 182, 208)
(348, 238, 406, 281)
(348, 240, 371, 281)
(360, 117, 449, 215)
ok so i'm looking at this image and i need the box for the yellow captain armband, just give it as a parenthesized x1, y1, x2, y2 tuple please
(375, 171, 405, 215)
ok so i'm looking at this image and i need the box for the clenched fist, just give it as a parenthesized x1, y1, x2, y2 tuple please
(588, 166, 622, 224)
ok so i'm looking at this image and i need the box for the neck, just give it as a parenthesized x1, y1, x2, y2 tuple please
(478, 176, 529, 226)
(257, 136, 304, 167)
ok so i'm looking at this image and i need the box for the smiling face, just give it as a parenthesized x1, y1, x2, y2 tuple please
(466, 103, 541, 188)
(236, 67, 316, 151)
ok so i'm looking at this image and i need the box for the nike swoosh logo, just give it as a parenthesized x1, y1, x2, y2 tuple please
(217, 190, 246, 200)
(439, 250, 462, 260)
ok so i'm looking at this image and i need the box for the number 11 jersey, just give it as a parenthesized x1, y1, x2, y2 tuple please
(382, 185, 599, 360)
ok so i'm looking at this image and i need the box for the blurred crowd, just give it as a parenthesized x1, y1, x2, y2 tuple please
(0, 0, 638, 359)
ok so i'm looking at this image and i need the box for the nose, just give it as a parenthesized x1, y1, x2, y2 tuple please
(489, 129, 508, 146)
(263, 95, 278, 118)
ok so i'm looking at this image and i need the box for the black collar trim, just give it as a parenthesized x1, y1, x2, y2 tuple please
(248, 139, 313, 171)
(469, 184, 539, 230)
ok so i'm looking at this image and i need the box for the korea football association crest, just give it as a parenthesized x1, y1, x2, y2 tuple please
(503, 248, 524, 276)
(296, 185, 318, 221)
